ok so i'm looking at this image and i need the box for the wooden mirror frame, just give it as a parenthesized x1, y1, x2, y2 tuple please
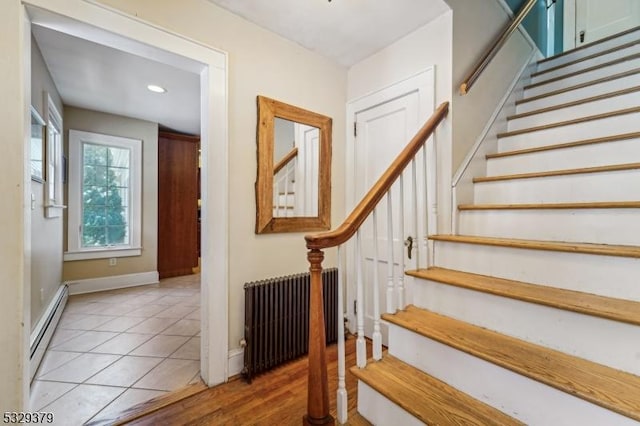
(255, 96, 332, 234)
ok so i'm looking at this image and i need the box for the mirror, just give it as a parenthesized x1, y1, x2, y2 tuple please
(256, 96, 332, 234)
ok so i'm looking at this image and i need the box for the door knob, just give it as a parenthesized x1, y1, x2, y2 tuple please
(404, 236, 414, 260)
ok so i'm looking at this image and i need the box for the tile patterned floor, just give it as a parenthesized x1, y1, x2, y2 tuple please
(30, 274, 201, 425)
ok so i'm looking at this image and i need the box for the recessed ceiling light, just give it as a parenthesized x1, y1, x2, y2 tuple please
(147, 84, 167, 93)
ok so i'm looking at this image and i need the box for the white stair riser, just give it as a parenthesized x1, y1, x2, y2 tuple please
(516, 71, 640, 114)
(474, 169, 640, 204)
(458, 209, 640, 246)
(507, 90, 640, 132)
(531, 43, 640, 84)
(388, 325, 637, 426)
(413, 279, 640, 375)
(357, 382, 424, 426)
(433, 240, 640, 301)
(488, 138, 640, 175)
(537, 31, 640, 72)
(524, 58, 640, 98)
(498, 112, 640, 151)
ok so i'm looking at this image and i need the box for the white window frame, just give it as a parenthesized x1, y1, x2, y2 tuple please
(43, 92, 65, 218)
(65, 129, 142, 261)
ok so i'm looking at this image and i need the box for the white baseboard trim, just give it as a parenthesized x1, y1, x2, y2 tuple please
(30, 284, 68, 380)
(228, 348, 244, 377)
(66, 271, 159, 295)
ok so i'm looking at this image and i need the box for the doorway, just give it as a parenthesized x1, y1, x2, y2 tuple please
(20, 0, 229, 413)
(565, 0, 640, 49)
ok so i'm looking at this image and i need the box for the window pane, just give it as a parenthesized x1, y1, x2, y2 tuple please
(84, 144, 107, 166)
(109, 168, 129, 188)
(82, 226, 107, 247)
(80, 140, 132, 249)
(107, 226, 128, 245)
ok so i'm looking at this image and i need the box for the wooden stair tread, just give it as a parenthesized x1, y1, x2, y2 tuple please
(458, 201, 640, 210)
(516, 68, 640, 106)
(538, 25, 640, 64)
(473, 162, 640, 183)
(351, 355, 522, 426)
(406, 267, 640, 326)
(525, 52, 640, 90)
(533, 40, 640, 78)
(429, 234, 640, 258)
(382, 306, 640, 421)
(498, 107, 640, 138)
(487, 132, 640, 159)
(508, 86, 640, 121)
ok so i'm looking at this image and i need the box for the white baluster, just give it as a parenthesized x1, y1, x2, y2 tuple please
(336, 245, 347, 424)
(284, 165, 290, 217)
(423, 144, 431, 267)
(386, 191, 395, 314)
(372, 209, 382, 361)
(412, 158, 420, 270)
(398, 174, 406, 310)
(274, 174, 281, 217)
(356, 230, 367, 368)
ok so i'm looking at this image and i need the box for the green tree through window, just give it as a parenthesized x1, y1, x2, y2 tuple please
(82, 143, 130, 247)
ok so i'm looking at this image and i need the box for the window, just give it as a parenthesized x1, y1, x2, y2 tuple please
(44, 92, 64, 218)
(65, 129, 142, 261)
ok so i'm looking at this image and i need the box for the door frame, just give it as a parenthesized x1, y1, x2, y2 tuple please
(344, 68, 435, 331)
(21, 0, 230, 395)
(564, 0, 577, 51)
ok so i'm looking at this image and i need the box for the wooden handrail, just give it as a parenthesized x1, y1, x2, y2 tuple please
(305, 102, 449, 250)
(302, 102, 449, 425)
(274, 147, 299, 174)
(460, 0, 537, 95)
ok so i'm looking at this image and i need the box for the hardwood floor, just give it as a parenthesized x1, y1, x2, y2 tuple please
(115, 336, 370, 425)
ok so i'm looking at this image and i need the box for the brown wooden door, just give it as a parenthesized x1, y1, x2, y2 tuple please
(158, 131, 199, 279)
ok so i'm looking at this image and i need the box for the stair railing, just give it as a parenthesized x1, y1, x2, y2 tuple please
(460, 0, 537, 95)
(274, 147, 298, 217)
(302, 102, 449, 425)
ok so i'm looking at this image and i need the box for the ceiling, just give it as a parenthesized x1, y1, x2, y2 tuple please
(31, 1, 450, 134)
(32, 24, 202, 135)
(208, 0, 451, 66)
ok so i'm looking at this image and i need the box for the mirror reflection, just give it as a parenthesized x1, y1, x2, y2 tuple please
(273, 118, 319, 218)
(255, 96, 331, 234)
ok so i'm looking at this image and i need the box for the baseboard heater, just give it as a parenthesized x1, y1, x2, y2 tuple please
(30, 284, 68, 381)
(242, 268, 338, 383)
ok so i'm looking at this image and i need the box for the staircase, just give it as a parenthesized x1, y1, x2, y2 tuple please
(354, 28, 640, 425)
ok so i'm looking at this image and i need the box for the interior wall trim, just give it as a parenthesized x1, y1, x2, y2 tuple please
(66, 271, 159, 295)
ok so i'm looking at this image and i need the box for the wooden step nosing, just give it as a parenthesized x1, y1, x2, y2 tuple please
(407, 267, 640, 326)
(526, 53, 640, 91)
(429, 235, 640, 259)
(351, 356, 522, 425)
(473, 162, 640, 183)
(533, 40, 640, 78)
(538, 25, 640, 64)
(516, 68, 640, 106)
(457, 201, 640, 210)
(383, 307, 640, 422)
(487, 132, 640, 159)
(507, 86, 640, 122)
(497, 107, 640, 139)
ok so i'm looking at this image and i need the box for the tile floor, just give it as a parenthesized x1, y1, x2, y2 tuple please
(30, 274, 201, 425)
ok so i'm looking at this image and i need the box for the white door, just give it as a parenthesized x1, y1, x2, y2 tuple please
(576, 0, 640, 45)
(348, 70, 434, 344)
(294, 124, 319, 216)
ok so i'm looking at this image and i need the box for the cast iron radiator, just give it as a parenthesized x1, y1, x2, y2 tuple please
(242, 268, 338, 383)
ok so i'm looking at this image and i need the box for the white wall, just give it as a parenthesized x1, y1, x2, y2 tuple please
(0, 0, 30, 411)
(347, 11, 454, 233)
(93, 0, 348, 353)
(30, 37, 65, 331)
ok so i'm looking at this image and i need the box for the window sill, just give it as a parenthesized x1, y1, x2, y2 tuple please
(64, 247, 142, 261)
